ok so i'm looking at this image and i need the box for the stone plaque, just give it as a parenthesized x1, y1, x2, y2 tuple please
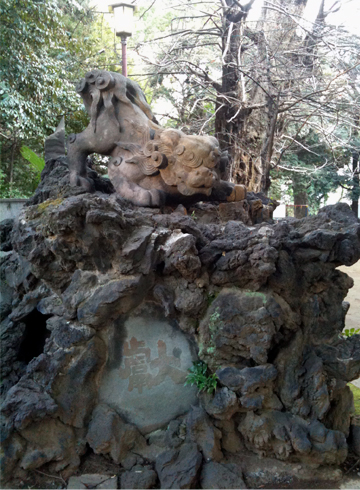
(99, 314, 198, 433)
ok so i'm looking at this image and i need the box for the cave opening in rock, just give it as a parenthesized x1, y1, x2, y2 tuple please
(17, 309, 52, 364)
(156, 261, 165, 275)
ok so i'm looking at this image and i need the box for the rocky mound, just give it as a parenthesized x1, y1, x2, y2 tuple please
(1, 158, 359, 488)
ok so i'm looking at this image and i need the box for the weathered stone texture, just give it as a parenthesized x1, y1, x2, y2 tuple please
(350, 417, 360, 457)
(120, 466, 158, 489)
(186, 406, 223, 462)
(98, 313, 198, 434)
(86, 404, 147, 464)
(67, 474, 118, 489)
(238, 410, 347, 465)
(200, 461, 246, 489)
(155, 442, 203, 489)
(0, 159, 360, 485)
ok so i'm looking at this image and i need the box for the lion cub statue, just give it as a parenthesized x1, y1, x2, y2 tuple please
(68, 70, 246, 207)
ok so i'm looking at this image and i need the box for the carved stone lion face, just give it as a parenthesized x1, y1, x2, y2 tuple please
(157, 129, 221, 196)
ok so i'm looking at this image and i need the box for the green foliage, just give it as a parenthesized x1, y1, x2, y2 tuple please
(208, 308, 221, 332)
(185, 361, 218, 394)
(20, 146, 45, 173)
(0, 0, 87, 140)
(349, 384, 360, 416)
(0, 0, 165, 198)
(269, 178, 283, 202)
(342, 328, 360, 338)
(0, 0, 118, 198)
(198, 307, 222, 357)
(0, 0, 82, 196)
(270, 131, 344, 213)
(206, 292, 218, 307)
(0, 165, 40, 198)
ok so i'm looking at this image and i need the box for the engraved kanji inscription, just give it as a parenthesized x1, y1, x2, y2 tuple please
(119, 337, 185, 393)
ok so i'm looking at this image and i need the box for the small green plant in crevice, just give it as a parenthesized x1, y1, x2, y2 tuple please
(185, 361, 218, 394)
(199, 307, 222, 357)
(342, 328, 360, 338)
(206, 291, 218, 307)
(209, 307, 221, 332)
(191, 210, 198, 220)
(206, 307, 222, 354)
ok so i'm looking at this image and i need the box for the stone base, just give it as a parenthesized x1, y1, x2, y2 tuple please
(67, 474, 118, 489)
(229, 452, 343, 488)
(1, 179, 359, 484)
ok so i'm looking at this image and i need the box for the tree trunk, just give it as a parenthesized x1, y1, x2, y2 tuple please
(351, 150, 359, 218)
(215, 3, 262, 191)
(292, 173, 309, 218)
(214, 0, 310, 194)
(260, 95, 279, 194)
(9, 141, 15, 192)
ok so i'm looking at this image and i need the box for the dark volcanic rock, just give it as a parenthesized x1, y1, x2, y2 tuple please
(1, 159, 360, 484)
(0, 218, 14, 251)
(186, 406, 223, 462)
(238, 410, 347, 465)
(218, 201, 251, 225)
(68, 474, 118, 489)
(120, 465, 158, 489)
(51, 336, 106, 428)
(86, 404, 147, 464)
(349, 418, 360, 457)
(164, 231, 201, 281)
(0, 433, 25, 481)
(1, 379, 58, 431)
(200, 461, 246, 489)
(216, 364, 280, 411)
(155, 442, 203, 489)
(315, 334, 360, 381)
(19, 418, 80, 472)
(217, 365, 278, 393)
(198, 289, 298, 369)
(213, 419, 244, 454)
(77, 275, 151, 327)
(0, 318, 26, 397)
(27, 157, 115, 207)
(165, 420, 184, 448)
(201, 387, 239, 420)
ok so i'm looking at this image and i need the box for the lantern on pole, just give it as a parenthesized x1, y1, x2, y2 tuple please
(108, 3, 135, 78)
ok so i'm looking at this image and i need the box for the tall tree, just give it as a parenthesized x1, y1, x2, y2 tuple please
(134, 0, 360, 204)
(0, 0, 117, 197)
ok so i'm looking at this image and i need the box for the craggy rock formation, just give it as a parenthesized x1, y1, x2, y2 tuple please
(1, 157, 360, 489)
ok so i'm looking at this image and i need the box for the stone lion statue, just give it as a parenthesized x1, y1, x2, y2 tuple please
(68, 70, 246, 207)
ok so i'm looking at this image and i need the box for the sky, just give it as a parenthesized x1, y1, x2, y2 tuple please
(247, 0, 360, 32)
(95, 0, 360, 33)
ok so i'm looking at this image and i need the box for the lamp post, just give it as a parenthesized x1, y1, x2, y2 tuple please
(108, 3, 135, 78)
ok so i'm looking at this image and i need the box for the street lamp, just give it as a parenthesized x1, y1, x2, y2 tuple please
(108, 3, 135, 78)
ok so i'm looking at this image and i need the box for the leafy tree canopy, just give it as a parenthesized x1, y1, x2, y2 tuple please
(0, 0, 117, 197)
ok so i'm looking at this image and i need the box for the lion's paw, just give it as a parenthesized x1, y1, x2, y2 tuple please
(148, 189, 166, 207)
(70, 173, 95, 192)
(227, 184, 247, 202)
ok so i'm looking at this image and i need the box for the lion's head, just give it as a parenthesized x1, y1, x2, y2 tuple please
(157, 129, 221, 196)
